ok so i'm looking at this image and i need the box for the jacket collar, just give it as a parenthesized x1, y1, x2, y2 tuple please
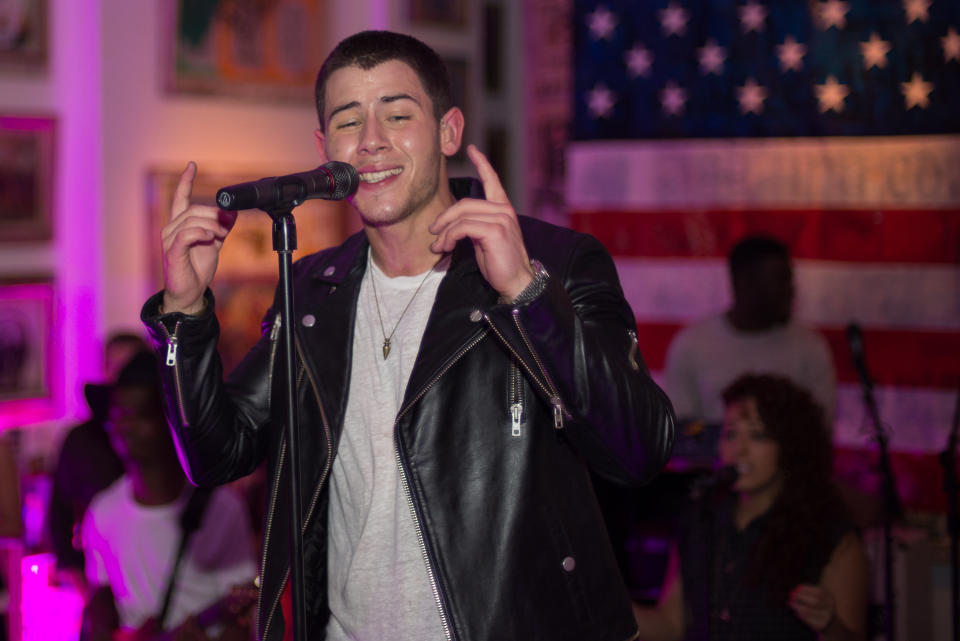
(296, 177, 492, 427)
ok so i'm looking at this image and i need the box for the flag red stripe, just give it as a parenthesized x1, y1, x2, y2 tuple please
(635, 321, 960, 389)
(572, 209, 960, 264)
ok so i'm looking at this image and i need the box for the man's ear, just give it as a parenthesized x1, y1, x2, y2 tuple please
(439, 107, 464, 158)
(314, 128, 330, 163)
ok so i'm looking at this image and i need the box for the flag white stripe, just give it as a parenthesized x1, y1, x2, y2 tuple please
(616, 258, 960, 330)
(567, 136, 960, 208)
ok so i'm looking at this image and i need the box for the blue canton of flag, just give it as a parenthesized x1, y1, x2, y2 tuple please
(573, 0, 960, 138)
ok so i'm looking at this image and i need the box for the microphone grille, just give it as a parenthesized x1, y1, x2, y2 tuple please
(323, 161, 359, 200)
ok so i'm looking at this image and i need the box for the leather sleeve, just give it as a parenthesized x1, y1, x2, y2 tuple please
(141, 290, 275, 487)
(483, 232, 676, 486)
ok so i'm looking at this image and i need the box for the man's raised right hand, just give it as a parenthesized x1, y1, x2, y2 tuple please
(160, 162, 237, 315)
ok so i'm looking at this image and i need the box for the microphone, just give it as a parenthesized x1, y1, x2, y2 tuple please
(689, 464, 738, 500)
(846, 322, 873, 391)
(215, 161, 359, 211)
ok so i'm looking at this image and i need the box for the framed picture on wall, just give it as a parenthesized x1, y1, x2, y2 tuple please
(164, 0, 329, 101)
(146, 167, 355, 370)
(0, 115, 55, 242)
(0, 0, 47, 69)
(408, 0, 468, 29)
(0, 280, 52, 405)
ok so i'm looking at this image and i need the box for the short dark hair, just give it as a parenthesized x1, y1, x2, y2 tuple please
(314, 30, 453, 132)
(113, 350, 161, 392)
(106, 331, 147, 352)
(727, 235, 790, 279)
(722, 373, 831, 483)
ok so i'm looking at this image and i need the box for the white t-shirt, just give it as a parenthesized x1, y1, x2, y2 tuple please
(326, 252, 450, 641)
(82, 476, 257, 631)
(664, 314, 836, 424)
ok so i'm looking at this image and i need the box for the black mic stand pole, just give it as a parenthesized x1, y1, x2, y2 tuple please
(268, 206, 308, 641)
(855, 359, 901, 641)
(938, 386, 960, 641)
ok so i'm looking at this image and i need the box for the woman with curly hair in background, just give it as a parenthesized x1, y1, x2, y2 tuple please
(633, 373, 869, 641)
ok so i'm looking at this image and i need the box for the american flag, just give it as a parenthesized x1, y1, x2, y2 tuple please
(567, 0, 960, 511)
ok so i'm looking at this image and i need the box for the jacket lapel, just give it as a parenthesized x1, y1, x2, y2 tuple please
(401, 240, 497, 412)
(293, 232, 368, 433)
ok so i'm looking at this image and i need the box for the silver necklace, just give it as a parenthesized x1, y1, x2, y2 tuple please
(368, 253, 439, 360)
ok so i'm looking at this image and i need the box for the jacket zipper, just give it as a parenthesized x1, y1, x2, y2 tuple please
(510, 359, 523, 437)
(255, 313, 285, 636)
(393, 329, 488, 641)
(260, 339, 334, 641)
(266, 314, 283, 414)
(159, 320, 189, 426)
(510, 308, 566, 429)
(483, 313, 566, 430)
(626, 329, 641, 372)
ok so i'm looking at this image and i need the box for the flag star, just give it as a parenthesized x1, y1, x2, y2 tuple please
(943, 27, 960, 62)
(739, 2, 768, 33)
(818, 0, 850, 30)
(587, 83, 617, 118)
(861, 32, 892, 69)
(901, 72, 934, 109)
(660, 2, 689, 37)
(625, 44, 654, 77)
(815, 75, 850, 113)
(776, 36, 807, 72)
(660, 81, 688, 116)
(698, 39, 727, 75)
(903, 0, 931, 24)
(587, 5, 618, 40)
(736, 78, 768, 114)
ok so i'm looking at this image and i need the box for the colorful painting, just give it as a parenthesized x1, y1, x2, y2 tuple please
(167, 0, 328, 101)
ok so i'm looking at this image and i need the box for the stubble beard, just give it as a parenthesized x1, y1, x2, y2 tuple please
(353, 144, 443, 229)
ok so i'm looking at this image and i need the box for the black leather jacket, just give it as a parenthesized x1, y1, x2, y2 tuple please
(142, 203, 675, 641)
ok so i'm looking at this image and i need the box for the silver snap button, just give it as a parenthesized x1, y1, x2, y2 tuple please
(562, 556, 576, 572)
(302, 314, 316, 327)
(469, 309, 483, 322)
(323, 266, 335, 277)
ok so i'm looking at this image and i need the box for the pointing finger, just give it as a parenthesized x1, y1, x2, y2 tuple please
(466, 144, 509, 205)
(172, 161, 197, 218)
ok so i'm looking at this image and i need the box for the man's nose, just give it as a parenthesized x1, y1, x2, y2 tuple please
(359, 118, 389, 154)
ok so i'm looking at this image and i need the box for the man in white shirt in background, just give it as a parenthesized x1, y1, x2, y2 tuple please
(665, 235, 836, 427)
(80, 351, 257, 641)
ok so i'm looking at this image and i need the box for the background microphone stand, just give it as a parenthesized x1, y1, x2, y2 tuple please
(846, 324, 901, 641)
(939, 386, 960, 641)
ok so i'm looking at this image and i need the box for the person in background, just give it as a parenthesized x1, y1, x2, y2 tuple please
(48, 331, 147, 588)
(664, 235, 835, 426)
(80, 351, 257, 641)
(141, 29, 675, 641)
(633, 374, 868, 641)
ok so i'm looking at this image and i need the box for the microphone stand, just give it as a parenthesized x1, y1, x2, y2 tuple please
(852, 342, 901, 641)
(267, 205, 307, 641)
(938, 386, 960, 641)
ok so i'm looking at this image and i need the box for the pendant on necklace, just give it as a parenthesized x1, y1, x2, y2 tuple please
(382, 338, 391, 360)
